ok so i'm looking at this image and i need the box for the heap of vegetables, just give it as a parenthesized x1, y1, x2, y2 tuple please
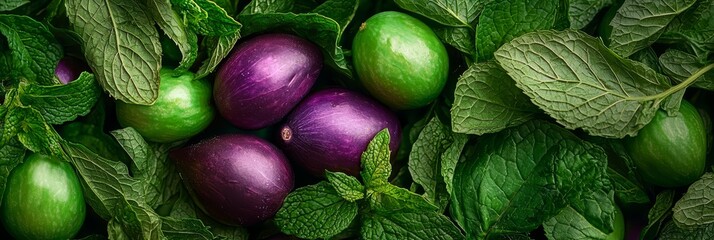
(1, 0, 713, 240)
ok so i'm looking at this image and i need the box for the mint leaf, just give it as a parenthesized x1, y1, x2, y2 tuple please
(494, 29, 679, 138)
(441, 133, 467, 196)
(0, 14, 62, 85)
(607, 0, 696, 57)
(274, 181, 358, 240)
(197, 31, 240, 79)
(0, 1, 29, 11)
(361, 210, 464, 240)
(586, 137, 650, 205)
(451, 120, 611, 238)
(192, 0, 241, 36)
(544, 205, 610, 239)
(408, 116, 452, 210)
(240, 0, 294, 14)
(393, 0, 483, 28)
(660, 49, 714, 90)
(111, 127, 183, 209)
(433, 26, 476, 57)
(10, 106, 64, 157)
(0, 137, 23, 205)
(544, 138, 616, 238)
(147, 0, 199, 70)
(65, 0, 161, 105)
(238, 12, 351, 78)
(476, 0, 559, 61)
(66, 142, 142, 219)
(568, 0, 611, 29)
(360, 129, 392, 189)
(19, 72, 101, 125)
(660, 221, 714, 240)
(659, 0, 714, 59)
(326, 170, 365, 202)
(370, 184, 439, 213)
(112, 200, 162, 239)
(311, 0, 358, 34)
(672, 173, 714, 228)
(641, 190, 676, 240)
(160, 217, 214, 240)
(629, 47, 662, 73)
(451, 60, 538, 135)
(608, 168, 650, 205)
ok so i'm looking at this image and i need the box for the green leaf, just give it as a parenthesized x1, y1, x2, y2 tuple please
(607, 0, 696, 57)
(0, 137, 24, 206)
(326, 170, 365, 202)
(238, 12, 352, 78)
(408, 116, 452, 210)
(172, 0, 241, 36)
(586, 137, 649, 205)
(543, 139, 615, 239)
(112, 200, 163, 239)
(19, 72, 101, 125)
(369, 184, 439, 213)
(111, 127, 184, 209)
(66, 142, 142, 219)
(475, 0, 560, 61)
(451, 60, 538, 135)
(393, 0, 484, 28)
(311, 0, 358, 34)
(0, 14, 62, 85)
(660, 221, 714, 240)
(441, 133, 467, 196)
(160, 217, 215, 240)
(629, 47, 662, 73)
(361, 210, 465, 240)
(147, 0, 199, 70)
(672, 173, 714, 228)
(240, 0, 294, 14)
(641, 190, 675, 240)
(360, 129, 393, 189)
(543, 206, 609, 239)
(0, 0, 29, 11)
(65, 0, 161, 105)
(433, 26, 476, 57)
(568, 0, 611, 29)
(197, 31, 241, 79)
(451, 120, 611, 238)
(9, 107, 64, 157)
(494, 29, 679, 138)
(659, 0, 714, 59)
(660, 49, 714, 90)
(607, 168, 650, 205)
(274, 181, 358, 240)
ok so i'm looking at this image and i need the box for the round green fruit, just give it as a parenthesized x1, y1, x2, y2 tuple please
(624, 100, 706, 188)
(352, 11, 449, 110)
(1, 153, 86, 240)
(116, 68, 215, 143)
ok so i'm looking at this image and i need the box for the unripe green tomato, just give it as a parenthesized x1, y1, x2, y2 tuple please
(116, 68, 215, 143)
(1, 153, 86, 240)
(352, 11, 449, 110)
(624, 100, 706, 187)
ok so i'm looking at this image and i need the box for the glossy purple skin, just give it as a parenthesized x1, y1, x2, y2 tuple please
(169, 134, 294, 226)
(279, 88, 401, 177)
(214, 33, 322, 129)
(55, 57, 85, 84)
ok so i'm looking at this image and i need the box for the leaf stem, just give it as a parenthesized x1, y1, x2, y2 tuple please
(654, 63, 714, 100)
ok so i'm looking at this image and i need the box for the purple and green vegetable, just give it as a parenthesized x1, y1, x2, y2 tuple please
(1, 0, 714, 239)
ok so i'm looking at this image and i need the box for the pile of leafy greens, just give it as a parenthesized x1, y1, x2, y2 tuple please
(1, 0, 714, 239)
